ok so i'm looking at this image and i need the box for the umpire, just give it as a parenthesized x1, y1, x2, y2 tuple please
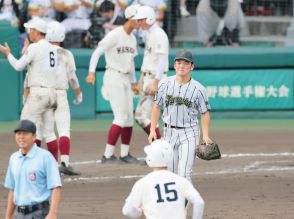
(4, 120, 62, 219)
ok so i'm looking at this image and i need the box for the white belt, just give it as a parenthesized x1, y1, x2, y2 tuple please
(106, 67, 129, 75)
(29, 86, 56, 91)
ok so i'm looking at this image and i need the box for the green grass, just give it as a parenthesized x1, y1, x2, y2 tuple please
(0, 119, 293, 133)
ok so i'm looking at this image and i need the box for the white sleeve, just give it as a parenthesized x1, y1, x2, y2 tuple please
(23, 72, 29, 88)
(155, 53, 167, 80)
(191, 194, 205, 219)
(122, 201, 143, 218)
(88, 46, 105, 73)
(129, 60, 136, 83)
(68, 71, 80, 89)
(7, 54, 27, 71)
(183, 179, 205, 219)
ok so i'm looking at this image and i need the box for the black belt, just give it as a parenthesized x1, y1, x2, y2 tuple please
(17, 201, 49, 215)
(143, 71, 154, 76)
(143, 72, 167, 76)
(164, 123, 185, 129)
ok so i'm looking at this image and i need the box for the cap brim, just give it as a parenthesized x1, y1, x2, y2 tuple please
(174, 57, 193, 63)
(132, 14, 146, 20)
(14, 128, 34, 133)
(24, 22, 33, 29)
(24, 22, 46, 33)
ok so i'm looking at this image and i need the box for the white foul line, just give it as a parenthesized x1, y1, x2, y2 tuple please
(64, 164, 294, 183)
(64, 153, 294, 183)
(70, 152, 294, 166)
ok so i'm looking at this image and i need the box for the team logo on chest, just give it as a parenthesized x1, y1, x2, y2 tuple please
(29, 172, 36, 181)
(165, 95, 192, 108)
(117, 46, 135, 54)
(145, 45, 152, 55)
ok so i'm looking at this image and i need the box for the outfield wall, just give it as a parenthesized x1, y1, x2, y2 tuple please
(0, 47, 294, 120)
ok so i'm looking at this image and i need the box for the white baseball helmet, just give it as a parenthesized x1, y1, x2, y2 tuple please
(125, 4, 140, 19)
(133, 5, 156, 25)
(45, 21, 65, 42)
(144, 139, 173, 167)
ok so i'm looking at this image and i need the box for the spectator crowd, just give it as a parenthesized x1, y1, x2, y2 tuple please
(1, 0, 292, 49)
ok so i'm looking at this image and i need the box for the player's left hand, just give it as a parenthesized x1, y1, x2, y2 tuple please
(0, 42, 11, 57)
(148, 130, 157, 144)
(131, 83, 139, 95)
(73, 92, 83, 105)
(202, 136, 213, 145)
(147, 83, 157, 96)
(86, 74, 95, 84)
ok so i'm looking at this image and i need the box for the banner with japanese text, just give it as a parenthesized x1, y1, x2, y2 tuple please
(191, 69, 294, 110)
(95, 69, 293, 112)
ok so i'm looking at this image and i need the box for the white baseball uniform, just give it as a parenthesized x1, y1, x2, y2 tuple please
(7, 39, 58, 141)
(23, 44, 80, 166)
(196, 0, 245, 44)
(123, 169, 204, 219)
(154, 76, 211, 182)
(39, 46, 80, 141)
(135, 23, 169, 131)
(89, 25, 137, 127)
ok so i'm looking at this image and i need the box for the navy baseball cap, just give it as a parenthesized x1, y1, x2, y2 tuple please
(14, 120, 36, 134)
(174, 50, 194, 64)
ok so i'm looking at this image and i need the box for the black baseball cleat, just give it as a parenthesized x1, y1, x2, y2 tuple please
(101, 155, 118, 164)
(119, 153, 139, 164)
(139, 160, 148, 166)
(59, 162, 80, 176)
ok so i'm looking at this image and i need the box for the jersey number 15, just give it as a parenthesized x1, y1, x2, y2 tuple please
(154, 182, 178, 203)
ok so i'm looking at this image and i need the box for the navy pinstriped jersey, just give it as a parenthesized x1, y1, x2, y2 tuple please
(154, 76, 211, 127)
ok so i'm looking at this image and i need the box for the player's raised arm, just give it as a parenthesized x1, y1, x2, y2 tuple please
(0, 43, 27, 71)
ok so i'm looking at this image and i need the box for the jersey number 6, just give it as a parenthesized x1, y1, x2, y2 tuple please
(49, 52, 55, 67)
(154, 182, 178, 203)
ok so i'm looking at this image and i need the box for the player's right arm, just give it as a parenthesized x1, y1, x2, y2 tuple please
(5, 189, 15, 219)
(86, 46, 105, 84)
(191, 193, 205, 219)
(183, 180, 205, 219)
(148, 103, 161, 143)
(0, 43, 27, 71)
(86, 29, 116, 84)
(122, 180, 144, 218)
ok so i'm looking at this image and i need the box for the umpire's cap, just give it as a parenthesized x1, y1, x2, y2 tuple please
(14, 120, 36, 134)
(174, 50, 194, 64)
